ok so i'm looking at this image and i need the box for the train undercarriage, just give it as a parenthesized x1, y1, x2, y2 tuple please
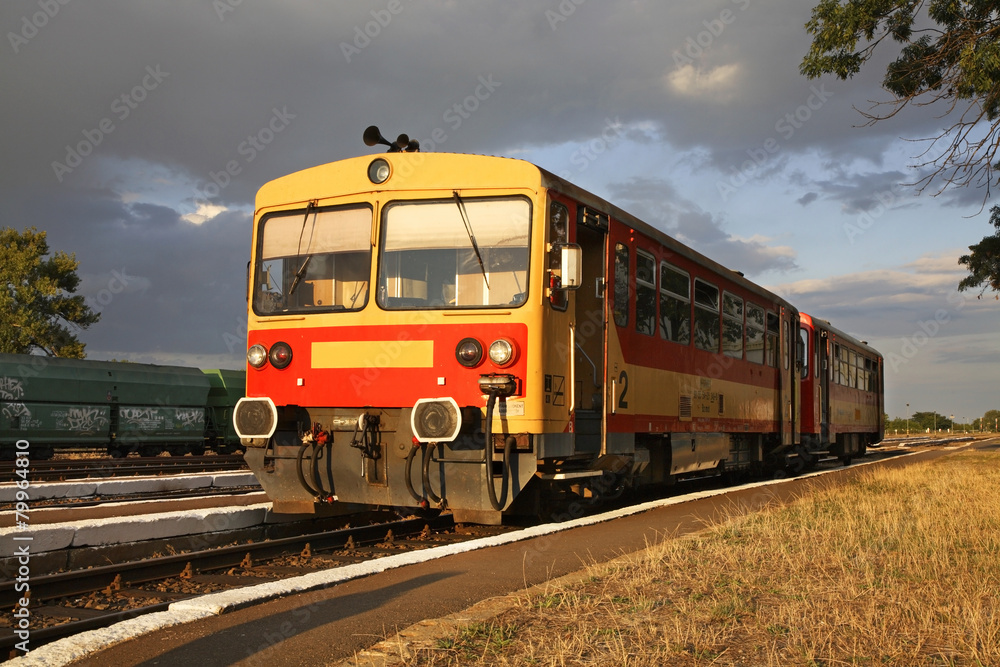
(244, 405, 870, 524)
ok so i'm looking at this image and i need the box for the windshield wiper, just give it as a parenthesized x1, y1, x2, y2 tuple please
(287, 255, 311, 296)
(453, 191, 489, 289)
(287, 202, 317, 297)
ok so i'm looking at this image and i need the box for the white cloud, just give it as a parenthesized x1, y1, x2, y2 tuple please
(182, 201, 229, 225)
(665, 63, 741, 101)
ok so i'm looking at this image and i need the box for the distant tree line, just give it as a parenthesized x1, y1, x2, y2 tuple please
(885, 410, 1000, 433)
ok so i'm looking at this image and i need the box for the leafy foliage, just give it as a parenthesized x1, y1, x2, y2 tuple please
(0, 227, 100, 358)
(801, 1, 1000, 294)
(974, 409, 1000, 430)
(958, 205, 1000, 296)
(801, 0, 1000, 194)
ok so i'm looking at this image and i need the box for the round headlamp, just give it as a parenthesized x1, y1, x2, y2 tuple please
(247, 344, 268, 368)
(455, 337, 483, 367)
(268, 341, 293, 369)
(488, 338, 515, 367)
(368, 158, 391, 184)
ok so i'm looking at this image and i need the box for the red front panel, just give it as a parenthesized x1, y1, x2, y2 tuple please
(247, 323, 528, 408)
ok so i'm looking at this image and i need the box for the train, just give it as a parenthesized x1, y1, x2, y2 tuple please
(0, 354, 245, 459)
(233, 127, 884, 524)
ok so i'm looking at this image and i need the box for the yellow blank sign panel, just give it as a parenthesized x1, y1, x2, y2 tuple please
(311, 341, 434, 369)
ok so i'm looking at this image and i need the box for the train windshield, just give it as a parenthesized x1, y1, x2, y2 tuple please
(377, 197, 530, 309)
(253, 204, 372, 315)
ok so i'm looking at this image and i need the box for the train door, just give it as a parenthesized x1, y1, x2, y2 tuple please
(571, 208, 608, 454)
(780, 309, 799, 445)
(819, 329, 830, 444)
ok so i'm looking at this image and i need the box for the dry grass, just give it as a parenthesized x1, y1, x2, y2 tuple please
(399, 450, 1000, 666)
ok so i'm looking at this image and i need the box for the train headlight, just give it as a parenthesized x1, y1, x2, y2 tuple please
(488, 338, 516, 367)
(268, 341, 293, 369)
(247, 344, 268, 368)
(411, 397, 462, 443)
(368, 158, 391, 184)
(455, 337, 484, 367)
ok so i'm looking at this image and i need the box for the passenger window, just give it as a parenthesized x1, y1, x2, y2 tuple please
(613, 243, 629, 328)
(766, 312, 779, 367)
(838, 345, 849, 386)
(798, 327, 808, 379)
(722, 292, 744, 359)
(745, 304, 765, 364)
(783, 320, 790, 370)
(635, 250, 656, 336)
(659, 262, 690, 345)
(694, 279, 720, 353)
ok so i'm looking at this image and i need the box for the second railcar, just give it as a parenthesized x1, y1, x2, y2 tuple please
(799, 314, 884, 463)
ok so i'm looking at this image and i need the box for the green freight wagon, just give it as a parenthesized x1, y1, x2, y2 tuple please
(202, 369, 247, 454)
(0, 354, 245, 459)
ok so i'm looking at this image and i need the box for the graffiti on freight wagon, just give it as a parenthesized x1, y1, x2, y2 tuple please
(62, 407, 109, 433)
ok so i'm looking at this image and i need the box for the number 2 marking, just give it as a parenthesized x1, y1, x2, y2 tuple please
(617, 370, 629, 409)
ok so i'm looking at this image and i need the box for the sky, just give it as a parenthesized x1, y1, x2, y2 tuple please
(1, 0, 996, 423)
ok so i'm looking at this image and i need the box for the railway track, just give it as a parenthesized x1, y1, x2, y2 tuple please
(0, 511, 513, 657)
(0, 455, 248, 482)
(0, 445, 935, 658)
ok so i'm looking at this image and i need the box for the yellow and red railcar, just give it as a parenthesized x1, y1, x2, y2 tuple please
(799, 314, 884, 463)
(233, 136, 850, 523)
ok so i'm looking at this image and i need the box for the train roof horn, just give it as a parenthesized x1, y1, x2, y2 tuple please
(363, 125, 420, 152)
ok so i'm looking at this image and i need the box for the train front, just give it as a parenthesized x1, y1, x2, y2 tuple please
(233, 152, 548, 524)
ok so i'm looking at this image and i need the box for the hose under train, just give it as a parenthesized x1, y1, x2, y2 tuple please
(403, 391, 514, 512)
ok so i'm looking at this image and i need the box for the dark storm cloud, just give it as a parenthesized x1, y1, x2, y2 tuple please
(796, 192, 818, 206)
(0, 0, 971, 364)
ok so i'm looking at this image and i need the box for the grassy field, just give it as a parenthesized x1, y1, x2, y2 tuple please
(369, 447, 1000, 666)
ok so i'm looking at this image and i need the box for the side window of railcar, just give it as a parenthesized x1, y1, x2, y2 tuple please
(814, 331, 820, 378)
(613, 243, 629, 328)
(765, 312, 779, 367)
(837, 345, 848, 386)
(856, 353, 866, 390)
(848, 350, 857, 388)
(783, 320, 790, 370)
(745, 304, 764, 363)
(693, 279, 720, 353)
(722, 293, 744, 359)
(635, 250, 656, 336)
(659, 262, 690, 345)
(798, 327, 809, 379)
(548, 202, 569, 311)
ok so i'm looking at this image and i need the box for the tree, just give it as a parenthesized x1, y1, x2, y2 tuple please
(910, 411, 952, 432)
(974, 409, 1000, 431)
(958, 205, 1000, 297)
(801, 1, 1000, 197)
(0, 227, 100, 358)
(801, 1, 1000, 294)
